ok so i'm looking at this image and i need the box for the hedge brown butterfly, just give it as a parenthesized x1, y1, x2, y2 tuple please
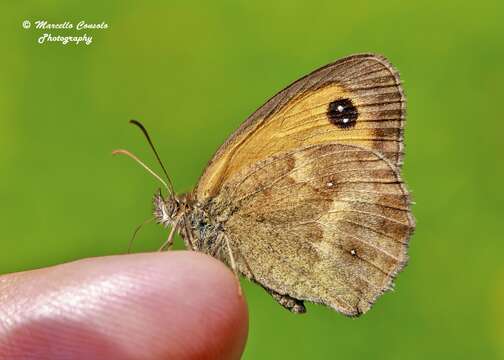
(115, 53, 415, 316)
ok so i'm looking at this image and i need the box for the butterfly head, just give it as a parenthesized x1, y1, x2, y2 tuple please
(153, 190, 181, 228)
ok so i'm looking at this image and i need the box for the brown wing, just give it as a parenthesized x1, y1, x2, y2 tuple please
(217, 143, 414, 316)
(196, 53, 406, 200)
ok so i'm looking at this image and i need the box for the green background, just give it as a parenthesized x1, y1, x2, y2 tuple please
(1, 1, 503, 358)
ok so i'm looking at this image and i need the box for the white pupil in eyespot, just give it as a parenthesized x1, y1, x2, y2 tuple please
(343, 118, 349, 123)
(337, 105, 344, 112)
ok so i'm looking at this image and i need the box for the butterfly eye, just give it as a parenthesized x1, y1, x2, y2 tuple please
(327, 98, 358, 129)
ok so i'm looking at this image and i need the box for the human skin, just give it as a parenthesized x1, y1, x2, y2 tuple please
(0, 251, 248, 360)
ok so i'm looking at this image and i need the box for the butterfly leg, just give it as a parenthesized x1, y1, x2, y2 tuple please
(158, 223, 177, 251)
(182, 216, 195, 250)
(223, 234, 243, 296)
(158, 214, 183, 251)
(265, 288, 306, 314)
(128, 217, 154, 253)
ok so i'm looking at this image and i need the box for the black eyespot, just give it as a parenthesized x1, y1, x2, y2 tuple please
(327, 98, 358, 129)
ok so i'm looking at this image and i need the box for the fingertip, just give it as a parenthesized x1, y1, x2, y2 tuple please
(0, 251, 248, 360)
(137, 251, 249, 359)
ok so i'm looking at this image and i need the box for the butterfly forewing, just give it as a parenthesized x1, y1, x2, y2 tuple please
(196, 54, 406, 199)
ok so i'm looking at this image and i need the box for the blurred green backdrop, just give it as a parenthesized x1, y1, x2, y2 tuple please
(1, 0, 503, 359)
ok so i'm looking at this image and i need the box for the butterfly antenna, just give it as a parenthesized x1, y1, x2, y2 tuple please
(127, 217, 154, 253)
(112, 149, 170, 192)
(129, 120, 176, 197)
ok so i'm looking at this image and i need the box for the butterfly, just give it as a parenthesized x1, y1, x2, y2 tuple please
(115, 53, 415, 316)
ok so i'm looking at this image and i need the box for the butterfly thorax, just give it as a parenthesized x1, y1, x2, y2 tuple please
(153, 190, 232, 264)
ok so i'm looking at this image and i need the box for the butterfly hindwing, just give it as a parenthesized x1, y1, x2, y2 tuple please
(215, 143, 414, 316)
